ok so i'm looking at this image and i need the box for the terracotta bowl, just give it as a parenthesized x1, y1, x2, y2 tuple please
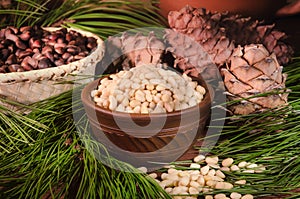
(159, 0, 286, 20)
(81, 75, 213, 167)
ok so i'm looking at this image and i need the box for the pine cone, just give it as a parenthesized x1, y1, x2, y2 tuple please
(97, 35, 124, 74)
(97, 32, 165, 75)
(219, 13, 294, 65)
(168, 5, 293, 66)
(222, 44, 289, 115)
(168, 5, 235, 67)
(164, 29, 219, 80)
(119, 32, 165, 69)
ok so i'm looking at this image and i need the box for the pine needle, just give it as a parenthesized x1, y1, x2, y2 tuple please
(0, 87, 170, 199)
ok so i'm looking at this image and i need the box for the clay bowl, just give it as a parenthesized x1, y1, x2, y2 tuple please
(81, 75, 213, 167)
(158, 0, 286, 20)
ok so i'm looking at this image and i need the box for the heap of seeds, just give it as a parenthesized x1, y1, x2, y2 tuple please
(144, 155, 266, 199)
(0, 26, 97, 73)
(91, 65, 206, 113)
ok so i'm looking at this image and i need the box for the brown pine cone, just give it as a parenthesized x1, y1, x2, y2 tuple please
(168, 5, 235, 67)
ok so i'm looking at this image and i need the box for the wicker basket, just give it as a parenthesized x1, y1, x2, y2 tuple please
(0, 27, 105, 111)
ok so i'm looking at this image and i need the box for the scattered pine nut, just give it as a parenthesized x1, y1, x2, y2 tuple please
(241, 194, 254, 199)
(194, 154, 206, 162)
(205, 156, 219, 165)
(238, 161, 248, 168)
(147, 154, 265, 199)
(230, 165, 240, 171)
(235, 180, 247, 185)
(230, 192, 242, 199)
(222, 158, 234, 167)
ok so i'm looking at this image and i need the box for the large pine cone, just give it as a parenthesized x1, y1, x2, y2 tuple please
(222, 44, 289, 115)
(168, 5, 293, 66)
(219, 13, 294, 65)
(168, 5, 235, 67)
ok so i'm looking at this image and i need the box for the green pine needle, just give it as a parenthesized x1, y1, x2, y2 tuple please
(0, 88, 170, 199)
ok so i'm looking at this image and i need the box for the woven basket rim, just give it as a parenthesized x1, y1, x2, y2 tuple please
(0, 27, 104, 84)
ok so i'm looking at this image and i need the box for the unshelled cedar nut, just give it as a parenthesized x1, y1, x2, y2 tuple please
(38, 58, 51, 69)
(1, 49, 9, 60)
(42, 45, 53, 53)
(45, 51, 55, 62)
(5, 54, 17, 65)
(5, 29, 18, 42)
(62, 52, 71, 60)
(55, 59, 64, 66)
(15, 40, 27, 50)
(8, 64, 21, 72)
(20, 26, 31, 32)
(19, 31, 31, 41)
(17, 50, 33, 59)
(0, 66, 6, 73)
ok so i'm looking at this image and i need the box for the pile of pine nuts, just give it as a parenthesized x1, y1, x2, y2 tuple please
(91, 65, 206, 113)
(142, 155, 266, 199)
(0, 26, 97, 72)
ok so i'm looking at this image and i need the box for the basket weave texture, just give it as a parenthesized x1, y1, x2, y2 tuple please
(0, 27, 105, 109)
